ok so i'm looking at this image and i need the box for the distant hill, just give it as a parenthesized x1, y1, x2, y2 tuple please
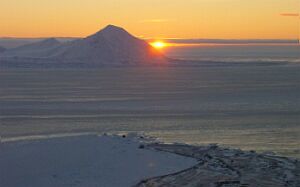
(0, 38, 78, 49)
(1, 38, 61, 58)
(0, 25, 167, 68)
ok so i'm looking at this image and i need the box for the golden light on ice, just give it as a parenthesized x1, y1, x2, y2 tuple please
(150, 41, 167, 49)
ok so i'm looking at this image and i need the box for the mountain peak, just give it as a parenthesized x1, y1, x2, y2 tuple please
(90, 25, 131, 39)
(103, 25, 125, 31)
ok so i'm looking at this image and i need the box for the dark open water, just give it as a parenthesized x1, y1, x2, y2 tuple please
(1, 63, 300, 157)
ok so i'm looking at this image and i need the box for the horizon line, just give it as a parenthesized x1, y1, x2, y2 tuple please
(0, 36, 298, 42)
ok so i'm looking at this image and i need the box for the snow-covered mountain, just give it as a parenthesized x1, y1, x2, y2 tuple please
(1, 38, 61, 58)
(0, 25, 167, 67)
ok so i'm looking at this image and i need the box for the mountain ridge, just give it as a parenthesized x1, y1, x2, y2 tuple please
(0, 25, 167, 67)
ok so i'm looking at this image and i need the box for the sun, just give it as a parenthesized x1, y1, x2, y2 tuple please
(150, 41, 167, 49)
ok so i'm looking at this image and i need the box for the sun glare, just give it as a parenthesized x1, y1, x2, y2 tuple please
(150, 41, 167, 49)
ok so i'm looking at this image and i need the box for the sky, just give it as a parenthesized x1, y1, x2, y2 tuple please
(0, 0, 299, 39)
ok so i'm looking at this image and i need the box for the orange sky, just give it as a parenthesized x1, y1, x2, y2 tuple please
(1, 0, 299, 39)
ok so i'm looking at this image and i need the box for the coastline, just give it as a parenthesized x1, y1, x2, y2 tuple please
(1, 133, 299, 187)
(139, 143, 300, 187)
(0, 133, 197, 187)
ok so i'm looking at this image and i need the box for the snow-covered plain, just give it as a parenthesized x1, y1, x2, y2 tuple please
(0, 134, 197, 187)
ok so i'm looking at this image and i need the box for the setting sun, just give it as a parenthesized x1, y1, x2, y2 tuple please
(150, 41, 167, 49)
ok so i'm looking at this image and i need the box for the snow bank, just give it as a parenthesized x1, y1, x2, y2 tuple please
(0, 134, 197, 187)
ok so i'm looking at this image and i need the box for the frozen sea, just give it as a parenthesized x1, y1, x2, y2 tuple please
(1, 44, 300, 158)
